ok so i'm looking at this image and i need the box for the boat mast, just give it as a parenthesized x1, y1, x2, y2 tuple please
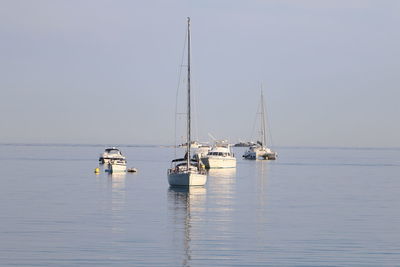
(260, 87, 267, 147)
(186, 17, 191, 169)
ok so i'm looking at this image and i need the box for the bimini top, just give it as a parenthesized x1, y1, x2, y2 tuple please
(171, 158, 199, 163)
(105, 147, 121, 154)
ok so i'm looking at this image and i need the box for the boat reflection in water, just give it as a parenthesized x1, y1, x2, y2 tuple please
(207, 168, 236, 206)
(166, 166, 240, 265)
(206, 167, 236, 240)
(254, 160, 270, 244)
(167, 186, 206, 267)
(207, 168, 236, 179)
(108, 172, 127, 234)
(255, 160, 269, 200)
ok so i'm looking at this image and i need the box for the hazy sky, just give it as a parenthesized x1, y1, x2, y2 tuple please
(1, 0, 399, 147)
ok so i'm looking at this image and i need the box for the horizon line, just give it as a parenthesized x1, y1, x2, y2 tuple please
(1, 142, 399, 151)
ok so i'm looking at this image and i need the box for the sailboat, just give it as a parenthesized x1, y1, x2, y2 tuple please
(243, 89, 277, 160)
(167, 18, 207, 186)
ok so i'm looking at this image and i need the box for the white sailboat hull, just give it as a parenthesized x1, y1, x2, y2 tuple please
(201, 157, 236, 169)
(168, 172, 207, 186)
(243, 147, 277, 160)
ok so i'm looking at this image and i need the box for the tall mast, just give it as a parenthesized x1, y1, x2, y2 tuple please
(260, 86, 267, 147)
(186, 17, 191, 168)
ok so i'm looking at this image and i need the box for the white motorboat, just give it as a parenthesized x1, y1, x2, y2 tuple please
(106, 158, 127, 173)
(243, 89, 277, 160)
(99, 147, 126, 164)
(179, 141, 200, 149)
(192, 144, 211, 161)
(167, 17, 207, 187)
(201, 140, 236, 169)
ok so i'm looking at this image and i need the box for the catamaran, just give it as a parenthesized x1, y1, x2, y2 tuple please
(243, 90, 277, 160)
(167, 18, 207, 186)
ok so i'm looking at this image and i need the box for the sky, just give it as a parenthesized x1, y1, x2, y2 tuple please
(1, 0, 399, 147)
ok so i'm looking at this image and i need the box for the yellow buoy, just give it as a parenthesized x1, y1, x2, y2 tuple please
(94, 167, 100, 174)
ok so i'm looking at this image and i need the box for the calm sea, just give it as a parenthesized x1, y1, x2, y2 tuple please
(0, 144, 399, 266)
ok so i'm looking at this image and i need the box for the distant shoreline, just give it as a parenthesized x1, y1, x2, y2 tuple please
(0, 143, 170, 148)
(1, 143, 399, 151)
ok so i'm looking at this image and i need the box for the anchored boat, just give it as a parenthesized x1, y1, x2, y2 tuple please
(106, 158, 127, 173)
(167, 18, 207, 186)
(99, 147, 125, 164)
(243, 89, 277, 160)
(201, 140, 236, 169)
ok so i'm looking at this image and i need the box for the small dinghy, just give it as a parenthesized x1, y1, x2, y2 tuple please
(127, 168, 138, 173)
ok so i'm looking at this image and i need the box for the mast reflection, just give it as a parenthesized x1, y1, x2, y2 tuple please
(167, 186, 206, 267)
(255, 160, 269, 245)
(256, 160, 269, 202)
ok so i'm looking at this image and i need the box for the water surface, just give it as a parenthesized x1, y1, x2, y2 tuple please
(0, 145, 399, 266)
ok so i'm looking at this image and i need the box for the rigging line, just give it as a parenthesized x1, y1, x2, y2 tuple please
(191, 58, 199, 143)
(264, 93, 274, 147)
(250, 98, 261, 142)
(174, 29, 188, 158)
(189, 33, 199, 144)
(193, 83, 199, 143)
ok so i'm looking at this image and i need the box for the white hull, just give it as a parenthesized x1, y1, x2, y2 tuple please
(107, 163, 127, 173)
(243, 148, 277, 160)
(168, 172, 207, 186)
(201, 157, 236, 169)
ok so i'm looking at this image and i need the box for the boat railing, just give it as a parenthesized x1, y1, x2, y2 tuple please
(168, 164, 206, 175)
